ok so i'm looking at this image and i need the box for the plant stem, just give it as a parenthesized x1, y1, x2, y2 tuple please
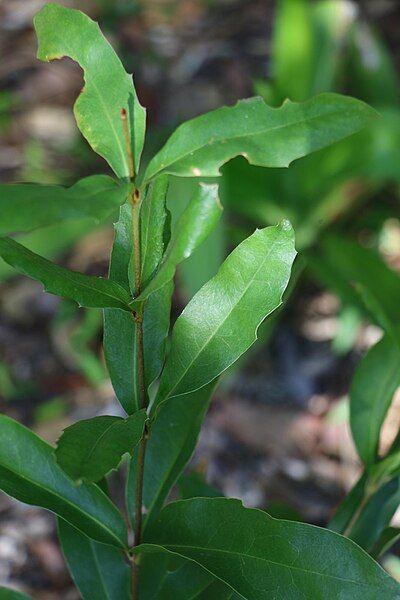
(130, 189, 148, 600)
(121, 108, 147, 599)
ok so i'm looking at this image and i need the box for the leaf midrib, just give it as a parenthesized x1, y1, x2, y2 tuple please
(158, 543, 386, 590)
(146, 101, 363, 180)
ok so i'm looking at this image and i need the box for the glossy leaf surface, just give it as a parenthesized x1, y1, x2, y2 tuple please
(58, 519, 130, 600)
(135, 183, 222, 304)
(142, 93, 377, 183)
(34, 3, 145, 177)
(0, 415, 127, 548)
(128, 382, 216, 530)
(55, 411, 146, 482)
(0, 176, 130, 236)
(0, 237, 132, 311)
(155, 222, 296, 407)
(138, 497, 400, 599)
(350, 334, 400, 465)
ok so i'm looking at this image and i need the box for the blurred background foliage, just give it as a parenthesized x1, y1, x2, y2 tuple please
(1, 0, 400, 596)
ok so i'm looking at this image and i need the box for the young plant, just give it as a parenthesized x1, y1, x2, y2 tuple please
(0, 3, 397, 599)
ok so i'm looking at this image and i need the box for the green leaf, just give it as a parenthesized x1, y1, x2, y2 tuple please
(0, 415, 127, 548)
(152, 560, 232, 600)
(155, 221, 296, 407)
(142, 93, 377, 184)
(0, 236, 132, 311)
(272, 0, 314, 102)
(349, 477, 400, 552)
(372, 527, 400, 559)
(34, 3, 146, 177)
(58, 519, 130, 600)
(55, 411, 146, 482)
(0, 588, 33, 600)
(0, 175, 130, 236)
(350, 334, 400, 465)
(137, 497, 399, 599)
(128, 382, 216, 530)
(308, 234, 400, 341)
(329, 473, 367, 534)
(135, 183, 222, 304)
(349, 22, 400, 108)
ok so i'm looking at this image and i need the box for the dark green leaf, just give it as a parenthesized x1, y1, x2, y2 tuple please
(152, 560, 232, 600)
(308, 234, 400, 340)
(0, 175, 130, 236)
(142, 93, 377, 184)
(34, 3, 145, 177)
(0, 415, 127, 548)
(58, 519, 130, 600)
(349, 477, 400, 552)
(350, 334, 400, 465)
(135, 183, 222, 304)
(155, 222, 296, 408)
(372, 527, 400, 559)
(178, 471, 222, 500)
(137, 497, 400, 599)
(127, 382, 216, 530)
(329, 473, 367, 534)
(0, 237, 132, 311)
(55, 411, 146, 482)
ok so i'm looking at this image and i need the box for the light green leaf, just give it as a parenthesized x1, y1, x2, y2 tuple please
(0, 588, 33, 600)
(0, 415, 127, 548)
(137, 497, 400, 599)
(135, 183, 222, 304)
(127, 382, 216, 530)
(55, 411, 146, 482)
(155, 222, 296, 407)
(58, 519, 130, 600)
(142, 93, 377, 184)
(350, 334, 400, 465)
(34, 3, 146, 177)
(0, 236, 132, 311)
(0, 175, 130, 236)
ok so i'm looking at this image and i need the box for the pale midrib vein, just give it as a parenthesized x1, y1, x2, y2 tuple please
(79, 420, 122, 471)
(161, 544, 385, 589)
(147, 105, 359, 179)
(1, 463, 124, 548)
(91, 541, 112, 599)
(160, 237, 284, 402)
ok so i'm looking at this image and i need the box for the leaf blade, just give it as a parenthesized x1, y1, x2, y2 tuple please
(0, 415, 127, 548)
(58, 519, 130, 600)
(135, 183, 222, 304)
(155, 221, 296, 407)
(138, 497, 400, 599)
(34, 3, 145, 177)
(55, 411, 146, 482)
(142, 93, 377, 184)
(0, 236, 132, 311)
(0, 175, 130, 236)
